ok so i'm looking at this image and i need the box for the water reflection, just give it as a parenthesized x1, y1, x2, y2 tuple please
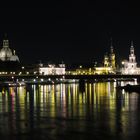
(0, 82, 140, 139)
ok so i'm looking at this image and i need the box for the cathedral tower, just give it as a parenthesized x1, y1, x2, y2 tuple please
(128, 41, 137, 68)
(104, 53, 109, 67)
(109, 39, 116, 69)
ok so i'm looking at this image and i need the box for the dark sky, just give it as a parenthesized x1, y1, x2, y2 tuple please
(0, 1, 140, 64)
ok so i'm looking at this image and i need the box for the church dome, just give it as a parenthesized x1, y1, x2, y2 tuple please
(0, 39, 19, 62)
(0, 47, 13, 60)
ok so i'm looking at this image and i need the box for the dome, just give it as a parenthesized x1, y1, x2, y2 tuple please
(0, 47, 13, 61)
(0, 39, 19, 62)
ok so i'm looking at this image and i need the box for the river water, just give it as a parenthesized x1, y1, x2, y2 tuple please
(0, 81, 140, 140)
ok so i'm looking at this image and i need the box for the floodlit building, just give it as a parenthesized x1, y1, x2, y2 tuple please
(75, 65, 93, 75)
(109, 43, 116, 70)
(68, 41, 116, 75)
(0, 39, 19, 62)
(0, 38, 21, 72)
(121, 41, 140, 74)
(94, 67, 115, 74)
(94, 41, 116, 74)
(39, 63, 65, 75)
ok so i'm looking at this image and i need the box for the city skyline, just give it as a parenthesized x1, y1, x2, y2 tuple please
(1, 2, 140, 139)
(0, 36, 139, 66)
(0, 1, 140, 64)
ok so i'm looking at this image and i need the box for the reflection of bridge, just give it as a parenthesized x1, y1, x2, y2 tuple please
(0, 74, 139, 81)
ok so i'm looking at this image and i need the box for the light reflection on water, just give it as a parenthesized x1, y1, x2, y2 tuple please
(0, 82, 140, 139)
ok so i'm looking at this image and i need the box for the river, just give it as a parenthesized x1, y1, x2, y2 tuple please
(0, 81, 140, 140)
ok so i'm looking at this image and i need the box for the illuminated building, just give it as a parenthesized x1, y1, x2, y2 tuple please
(109, 42, 116, 70)
(68, 41, 116, 75)
(0, 38, 21, 72)
(0, 39, 19, 62)
(121, 41, 140, 74)
(94, 41, 116, 74)
(94, 67, 114, 74)
(39, 63, 65, 75)
(103, 40, 116, 69)
(75, 65, 93, 75)
(71, 65, 115, 75)
(104, 53, 109, 67)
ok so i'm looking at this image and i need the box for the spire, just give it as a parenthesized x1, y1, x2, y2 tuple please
(129, 41, 136, 63)
(130, 41, 135, 55)
(131, 40, 134, 47)
(110, 37, 114, 54)
(109, 37, 116, 69)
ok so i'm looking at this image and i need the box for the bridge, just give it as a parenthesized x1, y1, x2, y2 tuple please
(0, 74, 139, 81)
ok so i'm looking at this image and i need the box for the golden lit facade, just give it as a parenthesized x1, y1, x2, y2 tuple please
(94, 44, 116, 74)
(68, 66, 114, 75)
(109, 46, 116, 70)
(75, 67, 93, 75)
(103, 44, 116, 69)
(104, 54, 109, 67)
(94, 67, 114, 74)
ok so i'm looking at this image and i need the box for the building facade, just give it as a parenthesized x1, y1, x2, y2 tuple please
(39, 64, 65, 75)
(121, 42, 140, 74)
(110, 44, 116, 70)
(94, 42, 116, 74)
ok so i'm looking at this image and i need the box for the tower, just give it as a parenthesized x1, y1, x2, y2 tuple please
(121, 41, 140, 75)
(104, 53, 109, 67)
(109, 38, 116, 69)
(128, 41, 137, 68)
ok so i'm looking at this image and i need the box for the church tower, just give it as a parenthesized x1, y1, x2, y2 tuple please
(128, 41, 137, 68)
(104, 53, 109, 67)
(121, 41, 140, 75)
(109, 39, 116, 69)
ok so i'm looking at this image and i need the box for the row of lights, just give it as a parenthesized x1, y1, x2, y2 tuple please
(11, 77, 64, 82)
(0, 71, 38, 75)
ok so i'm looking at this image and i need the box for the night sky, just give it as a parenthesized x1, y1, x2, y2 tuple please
(0, 1, 140, 65)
